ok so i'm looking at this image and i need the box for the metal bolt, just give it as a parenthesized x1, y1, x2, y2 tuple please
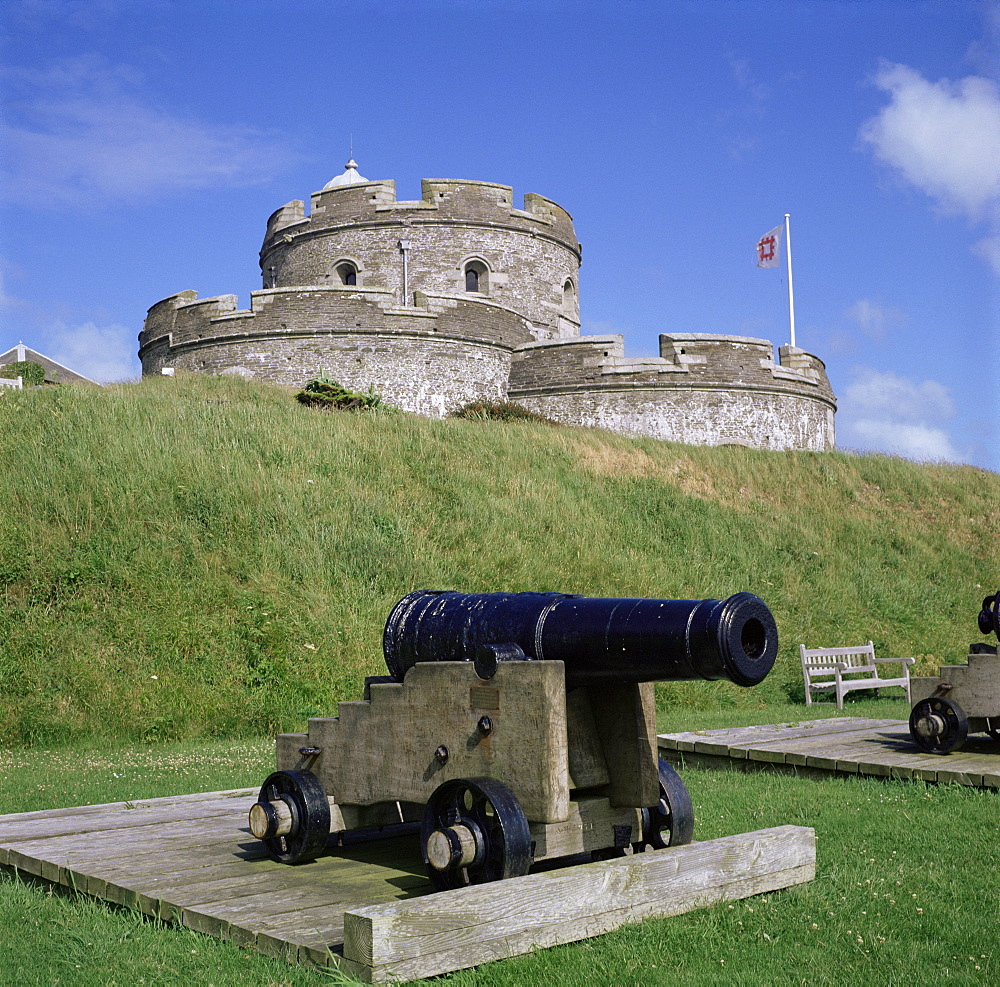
(477, 716, 493, 736)
(434, 745, 449, 764)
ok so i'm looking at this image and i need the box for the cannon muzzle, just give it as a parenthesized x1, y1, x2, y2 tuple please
(383, 590, 778, 688)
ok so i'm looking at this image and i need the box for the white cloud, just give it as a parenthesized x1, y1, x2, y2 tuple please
(849, 420, 962, 464)
(844, 298, 908, 341)
(0, 56, 299, 207)
(972, 234, 1000, 275)
(837, 366, 966, 463)
(47, 320, 141, 383)
(860, 61, 1000, 221)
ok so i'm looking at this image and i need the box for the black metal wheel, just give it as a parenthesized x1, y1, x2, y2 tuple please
(638, 759, 695, 849)
(421, 777, 533, 891)
(979, 591, 999, 638)
(248, 770, 331, 864)
(909, 697, 969, 754)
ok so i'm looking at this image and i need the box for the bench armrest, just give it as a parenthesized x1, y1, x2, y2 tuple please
(873, 656, 915, 667)
(805, 661, 849, 675)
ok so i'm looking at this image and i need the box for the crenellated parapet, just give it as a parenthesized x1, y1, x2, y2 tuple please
(139, 285, 536, 415)
(287, 178, 578, 248)
(259, 176, 581, 335)
(509, 333, 836, 452)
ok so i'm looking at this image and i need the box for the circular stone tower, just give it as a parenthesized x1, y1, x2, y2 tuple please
(139, 161, 582, 416)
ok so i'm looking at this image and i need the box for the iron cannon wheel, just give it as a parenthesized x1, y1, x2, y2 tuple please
(979, 591, 999, 638)
(252, 770, 331, 864)
(421, 777, 533, 890)
(909, 697, 969, 754)
(638, 759, 695, 850)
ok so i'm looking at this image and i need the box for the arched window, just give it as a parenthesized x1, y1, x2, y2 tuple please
(562, 279, 576, 311)
(464, 260, 488, 294)
(336, 262, 358, 286)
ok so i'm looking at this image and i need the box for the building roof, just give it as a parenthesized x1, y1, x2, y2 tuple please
(0, 341, 100, 386)
(322, 157, 368, 189)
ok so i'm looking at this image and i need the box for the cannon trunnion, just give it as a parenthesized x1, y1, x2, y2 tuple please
(249, 591, 778, 890)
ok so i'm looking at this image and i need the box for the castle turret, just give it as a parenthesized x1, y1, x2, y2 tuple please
(258, 165, 582, 340)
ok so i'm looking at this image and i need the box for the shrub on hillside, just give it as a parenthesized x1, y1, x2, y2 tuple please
(295, 375, 389, 412)
(450, 400, 559, 424)
(0, 360, 45, 387)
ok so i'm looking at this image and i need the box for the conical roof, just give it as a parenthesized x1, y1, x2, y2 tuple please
(323, 157, 368, 189)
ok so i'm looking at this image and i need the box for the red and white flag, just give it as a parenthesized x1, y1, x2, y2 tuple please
(756, 224, 783, 268)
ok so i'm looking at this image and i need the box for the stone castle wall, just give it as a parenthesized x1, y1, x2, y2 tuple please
(508, 333, 835, 451)
(140, 286, 533, 417)
(140, 171, 837, 451)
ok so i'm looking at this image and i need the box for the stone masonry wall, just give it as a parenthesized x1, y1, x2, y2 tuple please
(509, 333, 836, 451)
(140, 288, 529, 417)
(517, 386, 834, 452)
(143, 330, 511, 417)
(260, 179, 581, 336)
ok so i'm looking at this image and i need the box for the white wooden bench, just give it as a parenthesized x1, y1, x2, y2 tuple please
(799, 641, 914, 709)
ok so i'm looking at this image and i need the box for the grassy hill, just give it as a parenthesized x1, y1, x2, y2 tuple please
(1, 374, 997, 747)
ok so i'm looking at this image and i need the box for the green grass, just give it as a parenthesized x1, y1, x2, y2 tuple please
(1, 374, 998, 982)
(1, 374, 997, 745)
(1, 718, 997, 985)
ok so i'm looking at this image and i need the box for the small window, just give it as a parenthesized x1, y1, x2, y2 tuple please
(562, 279, 576, 311)
(336, 262, 358, 286)
(464, 260, 488, 294)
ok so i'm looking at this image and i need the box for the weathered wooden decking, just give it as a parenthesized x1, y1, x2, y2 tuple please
(0, 789, 815, 982)
(658, 717, 1000, 787)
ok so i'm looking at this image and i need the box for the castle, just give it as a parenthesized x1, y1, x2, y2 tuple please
(139, 160, 836, 451)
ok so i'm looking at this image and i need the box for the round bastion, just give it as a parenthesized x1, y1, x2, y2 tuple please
(139, 160, 836, 450)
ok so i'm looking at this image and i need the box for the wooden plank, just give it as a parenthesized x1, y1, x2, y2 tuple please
(342, 825, 815, 983)
(2, 811, 252, 866)
(589, 682, 660, 808)
(0, 794, 253, 845)
(657, 719, 903, 759)
(0, 790, 255, 827)
(564, 687, 611, 789)
(531, 799, 643, 860)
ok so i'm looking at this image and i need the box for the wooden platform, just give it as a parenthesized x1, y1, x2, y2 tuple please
(0, 789, 815, 982)
(658, 717, 1000, 788)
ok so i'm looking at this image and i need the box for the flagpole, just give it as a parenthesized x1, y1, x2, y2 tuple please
(784, 213, 796, 348)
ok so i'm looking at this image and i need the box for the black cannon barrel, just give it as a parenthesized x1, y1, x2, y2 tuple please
(383, 590, 778, 689)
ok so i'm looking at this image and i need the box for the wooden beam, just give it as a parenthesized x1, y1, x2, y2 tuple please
(342, 824, 815, 982)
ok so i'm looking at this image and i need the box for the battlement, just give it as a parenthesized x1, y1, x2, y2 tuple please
(139, 285, 536, 359)
(511, 332, 835, 406)
(263, 177, 578, 253)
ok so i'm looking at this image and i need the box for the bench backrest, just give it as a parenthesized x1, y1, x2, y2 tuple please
(800, 641, 875, 673)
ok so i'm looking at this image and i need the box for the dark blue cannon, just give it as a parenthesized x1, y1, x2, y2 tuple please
(383, 589, 778, 689)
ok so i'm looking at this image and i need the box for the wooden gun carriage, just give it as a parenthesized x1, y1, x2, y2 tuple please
(909, 590, 1000, 754)
(248, 589, 778, 890)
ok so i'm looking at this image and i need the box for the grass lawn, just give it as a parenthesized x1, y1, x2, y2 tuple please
(2, 698, 996, 984)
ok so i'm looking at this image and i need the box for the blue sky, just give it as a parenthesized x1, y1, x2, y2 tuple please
(2, 0, 998, 472)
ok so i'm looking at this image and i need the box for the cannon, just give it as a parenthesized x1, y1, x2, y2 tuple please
(248, 589, 778, 890)
(909, 590, 1000, 754)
